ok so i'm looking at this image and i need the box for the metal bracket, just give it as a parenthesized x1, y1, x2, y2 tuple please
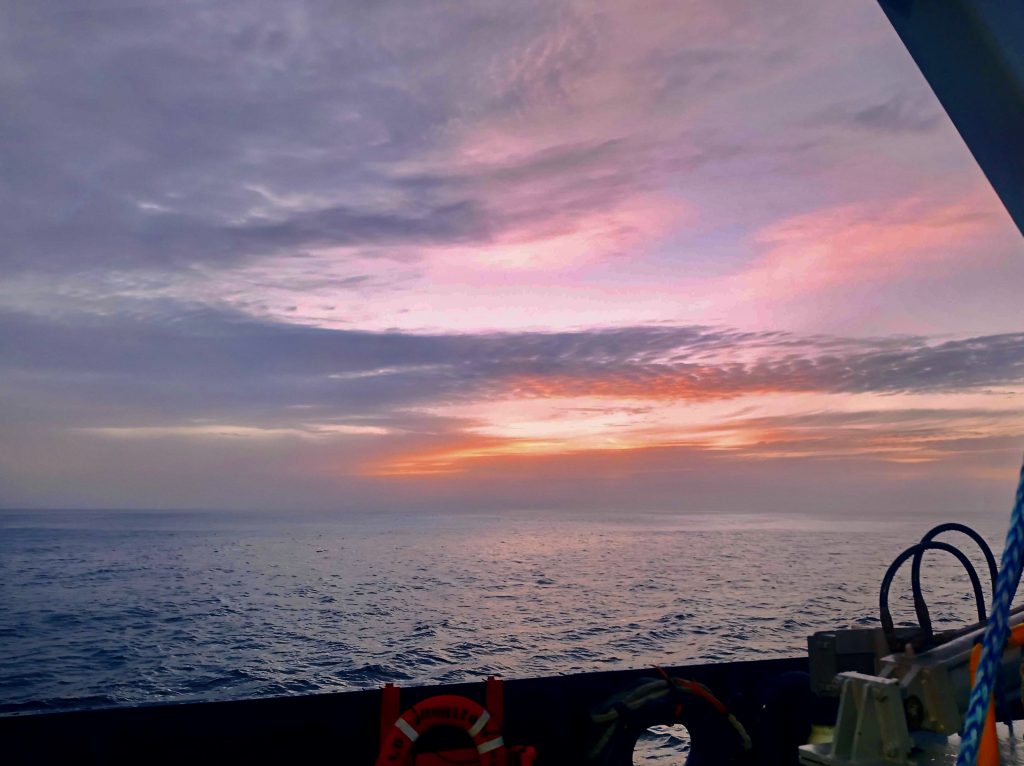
(799, 672, 914, 766)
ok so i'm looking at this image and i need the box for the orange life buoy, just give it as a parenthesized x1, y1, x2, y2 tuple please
(376, 693, 507, 766)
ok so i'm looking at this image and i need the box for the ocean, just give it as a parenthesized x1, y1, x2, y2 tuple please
(0, 509, 1011, 762)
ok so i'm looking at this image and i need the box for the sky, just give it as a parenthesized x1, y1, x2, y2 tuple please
(1, 0, 1022, 514)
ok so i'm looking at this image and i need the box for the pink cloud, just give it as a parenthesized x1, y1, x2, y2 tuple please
(423, 193, 689, 273)
(739, 194, 1001, 294)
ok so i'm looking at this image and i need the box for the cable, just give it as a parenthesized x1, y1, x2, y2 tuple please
(879, 541, 986, 645)
(957, 461, 1024, 766)
(909, 523, 998, 641)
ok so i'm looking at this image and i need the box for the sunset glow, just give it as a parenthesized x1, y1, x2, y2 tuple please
(0, 0, 1021, 513)
(365, 387, 1024, 476)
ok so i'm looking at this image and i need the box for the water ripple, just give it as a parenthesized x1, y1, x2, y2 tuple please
(0, 508, 1010, 730)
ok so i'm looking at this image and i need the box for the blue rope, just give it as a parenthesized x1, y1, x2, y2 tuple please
(957, 458, 1024, 766)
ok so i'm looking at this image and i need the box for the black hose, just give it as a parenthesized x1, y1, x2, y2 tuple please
(909, 523, 998, 640)
(879, 541, 987, 644)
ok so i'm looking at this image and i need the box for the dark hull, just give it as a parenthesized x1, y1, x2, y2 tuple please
(0, 655, 809, 764)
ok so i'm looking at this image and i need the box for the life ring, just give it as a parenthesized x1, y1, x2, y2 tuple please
(586, 674, 751, 765)
(376, 693, 507, 766)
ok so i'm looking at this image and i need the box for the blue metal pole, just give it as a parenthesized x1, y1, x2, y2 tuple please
(876, 0, 1024, 237)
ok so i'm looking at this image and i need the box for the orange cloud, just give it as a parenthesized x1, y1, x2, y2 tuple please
(500, 368, 782, 401)
(363, 436, 584, 477)
(363, 417, 1016, 478)
(363, 390, 1024, 476)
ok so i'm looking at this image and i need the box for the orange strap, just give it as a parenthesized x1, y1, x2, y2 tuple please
(510, 745, 537, 766)
(654, 665, 728, 715)
(969, 643, 999, 766)
(485, 676, 503, 732)
(968, 624, 1024, 766)
(381, 684, 402, 747)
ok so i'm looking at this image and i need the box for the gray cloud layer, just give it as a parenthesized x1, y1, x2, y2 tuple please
(3, 309, 1023, 432)
(4, 309, 1021, 512)
(2, 1, 512, 272)
(814, 92, 944, 134)
(0, 0, 899, 280)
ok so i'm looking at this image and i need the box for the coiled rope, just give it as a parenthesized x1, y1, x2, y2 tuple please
(956, 459, 1024, 766)
(586, 670, 751, 764)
